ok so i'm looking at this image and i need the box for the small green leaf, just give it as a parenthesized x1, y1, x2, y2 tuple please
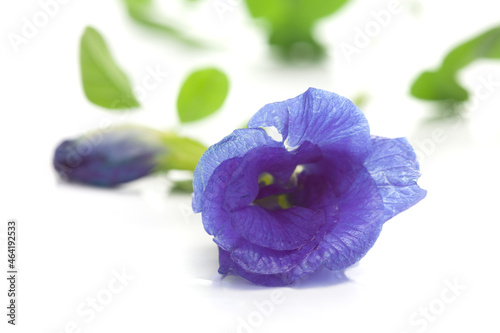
(244, 0, 350, 61)
(123, 0, 207, 48)
(411, 26, 500, 104)
(411, 70, 469, 102)
(80, 26, 140, 110)
(441, 26, 500, 73)
(177, 68, 229, 123)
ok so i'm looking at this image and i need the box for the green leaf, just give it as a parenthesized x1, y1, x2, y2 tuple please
(80, 26, 140, 110)
(177, 68, 229, 123)
(441, 27, 500, 73)
(244, 0, 350, 61)
(170, 179, 194, 193)
(158, 133, 207, 171)
(410, 70, 469, 102)
(411, 26, 500, 103)
(123, 0, 207, 48)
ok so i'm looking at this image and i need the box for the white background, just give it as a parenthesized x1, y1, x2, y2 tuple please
(1, 0, 500, 332)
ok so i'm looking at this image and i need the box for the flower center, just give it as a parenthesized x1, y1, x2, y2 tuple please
(253, 193, 293, 210)
(253, 166, 304, 210)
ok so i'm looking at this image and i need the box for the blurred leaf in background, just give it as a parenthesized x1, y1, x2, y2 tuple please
(123, 0, 207, 48)
(351, 92, 369, 110)
(80, 26, 140, 110)
(171, 179, 194, 193)
(411, 26, 500, 116)
(177, 68, 230, 123)
(244, 0, 350, 62)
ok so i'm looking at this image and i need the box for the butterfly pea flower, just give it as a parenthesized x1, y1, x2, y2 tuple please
(53, 125, 206, 187)
(192, 88, 426, 286)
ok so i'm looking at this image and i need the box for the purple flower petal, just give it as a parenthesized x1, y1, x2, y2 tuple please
(248, 88, 370, 162)
(317, 168, 385, 270)
(192, 128, 281, 213)
(200, 157, 242, 245)
(364, 136, 427, 223)
(248, 88, 372, 196)
(218, 247, 296, 287)
(201, 148, 326, 253)
(194, 88, 426, 286)
(230, 206, 325, 251)
(223, 142, 321, 211)
(222, 174, 339, 282)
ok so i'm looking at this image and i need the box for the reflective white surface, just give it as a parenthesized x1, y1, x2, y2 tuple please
(1, 0, 500, 332)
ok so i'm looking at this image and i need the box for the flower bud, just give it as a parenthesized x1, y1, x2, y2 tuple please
(53, 126, 206, 186)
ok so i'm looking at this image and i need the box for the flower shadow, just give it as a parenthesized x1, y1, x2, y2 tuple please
(211, 266, 352, 291)
(291, 266, 351, 290)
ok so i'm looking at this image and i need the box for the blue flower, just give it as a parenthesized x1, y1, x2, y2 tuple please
(193, 88, 426, 286)
(53, 126, 167, 186)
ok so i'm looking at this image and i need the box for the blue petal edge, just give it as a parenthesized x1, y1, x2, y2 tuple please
(364, 136, 427, 223)
(192, 128, 281, 213)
